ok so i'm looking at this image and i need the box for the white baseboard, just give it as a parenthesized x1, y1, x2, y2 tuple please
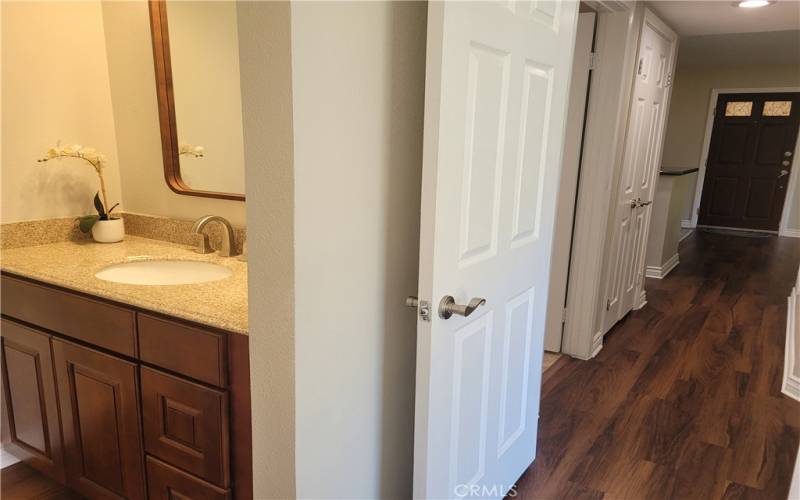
(680, 219, 694, 229)
(634, 290, 647, 310)
(645, 253, 679, 279)
(679, 228, 694, 242)
(783, 288, 800, 401)
(1, 447, 20, 468)
(564, 333, 603, 360)
(780, 228, 800, 238)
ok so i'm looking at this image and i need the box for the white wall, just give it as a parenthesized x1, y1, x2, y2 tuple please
(1, 1, 124, 223)
(239, 1, 296, 497)
(102, 1, 247, 227)
(291, 2, 427, 498)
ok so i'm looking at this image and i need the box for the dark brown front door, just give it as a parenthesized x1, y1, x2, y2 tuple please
(698, 92, 799, 231)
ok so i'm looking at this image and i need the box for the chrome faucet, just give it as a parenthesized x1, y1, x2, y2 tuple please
(191, 215, 239, 257)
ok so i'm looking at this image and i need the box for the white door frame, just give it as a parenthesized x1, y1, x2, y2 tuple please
(560, 2, 643, 359)
(544, 11, 596, 353)
(688, 86, 800, 236)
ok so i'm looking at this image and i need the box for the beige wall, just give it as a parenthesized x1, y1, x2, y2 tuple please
(102, 1, 246, 227)
(167, 1, 246, 194)
(661, 63, 800, 231)
(1, 1, 246, 226)
(1, 1, 124, 223)
(238, 1, 296, 497)
(291, 2, 426, 498)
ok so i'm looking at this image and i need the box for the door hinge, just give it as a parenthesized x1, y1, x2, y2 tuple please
(606, 299, 611, 311)
(561, 307, 568, 323)
(637, 58, 644, 76)
(665, 73, 673, 87)
(588, 52, 598, 70)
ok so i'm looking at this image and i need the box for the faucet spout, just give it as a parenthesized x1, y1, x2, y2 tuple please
(191, 215, 239, 257)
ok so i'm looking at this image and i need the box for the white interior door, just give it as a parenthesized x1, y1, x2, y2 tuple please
(602, 10, 677, 334)
(544, 11, 596, 353)
(413, 2, 578, 498)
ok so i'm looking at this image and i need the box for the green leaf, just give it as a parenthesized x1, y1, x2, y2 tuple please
(93, 192, 105, 218)
(78, 215, 99, 233)
(107, 203, 120, 215)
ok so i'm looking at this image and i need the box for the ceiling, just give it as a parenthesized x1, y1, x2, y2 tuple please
(647, 1, 800, 36)
(676, 29, 800, 65)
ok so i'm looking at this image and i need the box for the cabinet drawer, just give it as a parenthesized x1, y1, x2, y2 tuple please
(146, 456, 230, 500)
(1, 275, 136, 357)
(138, 314, 227, 387)
(142, 367, 229, 487)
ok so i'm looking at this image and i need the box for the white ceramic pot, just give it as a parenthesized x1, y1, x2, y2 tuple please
(91, 218, 125, 243)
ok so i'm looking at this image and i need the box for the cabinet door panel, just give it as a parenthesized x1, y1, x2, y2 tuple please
(0, 319, 65, 482)
(53, 339, 145, 499)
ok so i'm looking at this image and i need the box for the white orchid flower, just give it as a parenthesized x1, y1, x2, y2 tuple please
(37, 142, 113, 216)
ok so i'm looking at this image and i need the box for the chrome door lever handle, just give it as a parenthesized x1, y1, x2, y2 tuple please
(638, 200, 653, 207)
(439, 296, 486, 319)
(630, 198, 639, 209)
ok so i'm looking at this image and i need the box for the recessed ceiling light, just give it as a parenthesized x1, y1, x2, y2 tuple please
(738, 0, 771, 7)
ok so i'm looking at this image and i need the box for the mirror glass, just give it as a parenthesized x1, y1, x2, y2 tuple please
(151, 1, 246, 199)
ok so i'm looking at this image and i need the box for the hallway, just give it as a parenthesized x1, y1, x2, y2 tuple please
(516, 231, 800, 499)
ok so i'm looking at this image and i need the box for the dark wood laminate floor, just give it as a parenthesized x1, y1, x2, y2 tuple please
(516, 231, 800, 500)
(1, 462, 82, 499)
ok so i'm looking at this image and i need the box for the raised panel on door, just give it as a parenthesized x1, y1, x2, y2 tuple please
(0, 319, 65, 482)
(717, 124, 750, 165)
(607, 217, 631, 315)
(53, 339, 145, 500)
(743, 178, 777, 220)
(707, 177, 739, 217)
(754, 124, 788, 165)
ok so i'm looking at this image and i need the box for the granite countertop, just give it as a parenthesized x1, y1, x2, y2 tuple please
(1, 236, 248, 334)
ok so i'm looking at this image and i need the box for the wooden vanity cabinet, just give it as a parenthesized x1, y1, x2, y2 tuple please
(0, 319, 65, 483)
(0, 273, 252, 500)
(53, 339, 146, 500)
(141, 367, 229, 487)
(146, 456, 231, 500)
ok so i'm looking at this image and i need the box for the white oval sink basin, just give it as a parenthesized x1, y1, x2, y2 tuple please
(95, 260, 232, 285)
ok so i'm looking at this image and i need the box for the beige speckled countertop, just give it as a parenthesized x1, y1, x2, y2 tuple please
(1, 236, 248, 334)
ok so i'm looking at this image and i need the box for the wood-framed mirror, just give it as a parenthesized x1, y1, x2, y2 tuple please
(148, 0, 246, 201)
